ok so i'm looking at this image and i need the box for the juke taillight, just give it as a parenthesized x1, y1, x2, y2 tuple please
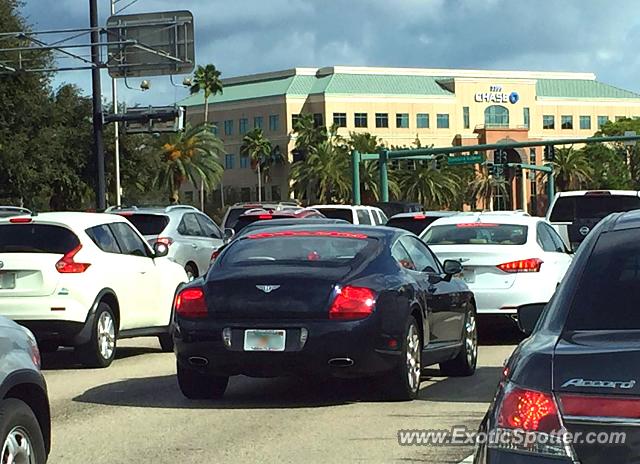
(175, 287, 207, 318)
(56, 244, 91, 273)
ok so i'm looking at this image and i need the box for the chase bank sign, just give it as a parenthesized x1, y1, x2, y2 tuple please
(475, 86, 519, 104)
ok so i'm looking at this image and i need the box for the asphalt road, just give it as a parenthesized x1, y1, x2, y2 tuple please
(42, 318, 522, 464)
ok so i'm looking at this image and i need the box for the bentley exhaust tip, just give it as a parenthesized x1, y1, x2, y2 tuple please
(188, 356, 209, 367)
(328, 357, 354, 367)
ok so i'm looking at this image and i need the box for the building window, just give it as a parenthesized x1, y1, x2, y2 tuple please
(313, 113, 323, 127)
(333, 113, 347, 127)
(271, 186, 281, 201)
(396, 113, 409, 128)
(484, 105, 509, 127)
(375, 113, 389, 128)
(354, 112, 368, 128)
(436, 113, 449, 129)
(579, 115, 591, 130)
(561, 115, 573, 130)
(211, 122, 219, 136)
(597, 115, 609, 129)
(529, 148, 537, 164)
(615, 115, 626, 122)
(224, 154, 235, 169)
(239, 118, 248, 134)
(523, 108, 530, 129)
(254, 116, 263, 129)
(269, 114, 279, 132)
(240, 187, 251, 202)
(224, 120, 233, 136)
(463, 107, 470, 129)
(543, 115, 555, 130)
(416, 113, 429, 128)
(240, 154, 249, 169)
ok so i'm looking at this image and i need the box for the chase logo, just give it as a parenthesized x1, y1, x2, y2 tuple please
(509, 92, 519, 104)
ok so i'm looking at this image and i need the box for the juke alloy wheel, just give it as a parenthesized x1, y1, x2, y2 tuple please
(77, 302, 117, 368)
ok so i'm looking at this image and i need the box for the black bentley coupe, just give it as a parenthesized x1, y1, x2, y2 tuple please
(173, 224, 478, 401)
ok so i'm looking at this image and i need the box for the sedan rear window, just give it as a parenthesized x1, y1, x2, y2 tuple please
(423, 224, 528, 245)
(565, 228, 640, 330)
(315, 209, 354, 223)
(387, 217, 439, 235)
(549, 195, 640, 222)
(119, 214, 169, 236)
(222, 233, 373, 266)
(0, 224, 80, 253)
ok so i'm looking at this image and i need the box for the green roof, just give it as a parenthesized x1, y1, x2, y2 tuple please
(318, 74, 452, 96)
(536, 79, 640, 99)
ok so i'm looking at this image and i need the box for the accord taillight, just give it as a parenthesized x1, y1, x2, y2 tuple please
(174, 287, 207, 318)
(328, 286, 376, 320)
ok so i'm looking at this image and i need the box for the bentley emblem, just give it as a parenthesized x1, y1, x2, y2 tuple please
(579, 226, 590, 236)
(256, 285, 280, 293)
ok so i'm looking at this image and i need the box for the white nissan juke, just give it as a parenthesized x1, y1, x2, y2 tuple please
(0, 212, 188, 367)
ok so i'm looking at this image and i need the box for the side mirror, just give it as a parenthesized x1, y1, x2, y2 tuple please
(153, 241, 169, 258)
(223, 228, 235, 244)
(442, 259, 463, 276)
(517, 303, 546, 335)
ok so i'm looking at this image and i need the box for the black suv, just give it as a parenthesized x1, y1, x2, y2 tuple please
(475, 209, 640, 463)
(0, 316, 50, 463)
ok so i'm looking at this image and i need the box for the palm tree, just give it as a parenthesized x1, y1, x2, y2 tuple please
(400, 163, 461, 209)
(553, 147, 593, 191)
(468, 168, 511, 211)
(155, 124, 224, 202)
(293, 113, 326, 156)
(290, 139, 351, 203)
(240, 128, 272, 201)
(261, 144, 285, 184)
(189, 64, 223, 124)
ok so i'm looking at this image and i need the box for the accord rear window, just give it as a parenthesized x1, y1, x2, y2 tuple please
(222, 233, 373, 266)
(0, 224, 80, 253)
(315, 209, 354, 223)
(119, 214, 169, 236)
(549, 195, 640, 222)
(422, 224, 528, 245)
(387, 217, 438, 235)
(566, 228, 640, 330)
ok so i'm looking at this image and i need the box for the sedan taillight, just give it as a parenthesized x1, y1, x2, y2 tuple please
(329, 286, 376, 320)
(175, 287, 207, 318)
(56, 244, 91, 273)
(497, 258, 543, 273)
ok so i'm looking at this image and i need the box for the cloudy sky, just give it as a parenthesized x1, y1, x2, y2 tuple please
(20, 0, 640, 106)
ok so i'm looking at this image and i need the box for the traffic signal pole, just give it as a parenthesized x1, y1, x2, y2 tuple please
(89, 0, 106, 210)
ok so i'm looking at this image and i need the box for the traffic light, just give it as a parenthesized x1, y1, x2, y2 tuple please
(493, 149, 508, 165)
(544, 145, 556, 162)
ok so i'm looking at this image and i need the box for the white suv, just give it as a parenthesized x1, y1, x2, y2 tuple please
(0, 212, 188, 367)
(311, 204, 388, 225)
(421, 212, 573, 316)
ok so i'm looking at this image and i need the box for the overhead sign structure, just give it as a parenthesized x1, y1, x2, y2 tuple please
(447, 153, 484, 165)
(106, 10, 195, 78)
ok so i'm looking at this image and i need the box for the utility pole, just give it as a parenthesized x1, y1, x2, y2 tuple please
(90, 0, 106, 210)
(111, 0, 121, 206)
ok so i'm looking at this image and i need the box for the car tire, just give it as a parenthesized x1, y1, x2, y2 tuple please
(439, 307, 478, 377)
(158, 333, 174, 352)
(77, 302, 117, 368)
(184, 263, 198, 281)
(0, 398, 47, 464)
(177, 362, 228, 400)
(383, 316, 422, 401)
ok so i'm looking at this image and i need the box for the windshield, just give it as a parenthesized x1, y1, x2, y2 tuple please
(0, 224, 80, 253)
(423, 224, 528, 245)
(222, 232, 373, 266)
(314, 209, 354, 223)
(565, 228, 640, 330)
(121, 214, 169, 236)
(549, 195, 640, 222)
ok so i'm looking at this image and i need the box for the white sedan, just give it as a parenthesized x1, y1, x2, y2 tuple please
(421, 212, 572, 316)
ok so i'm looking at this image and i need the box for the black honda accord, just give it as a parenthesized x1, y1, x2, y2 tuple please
(173, 224, 478, 401)
(475, 210, 640, 463)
